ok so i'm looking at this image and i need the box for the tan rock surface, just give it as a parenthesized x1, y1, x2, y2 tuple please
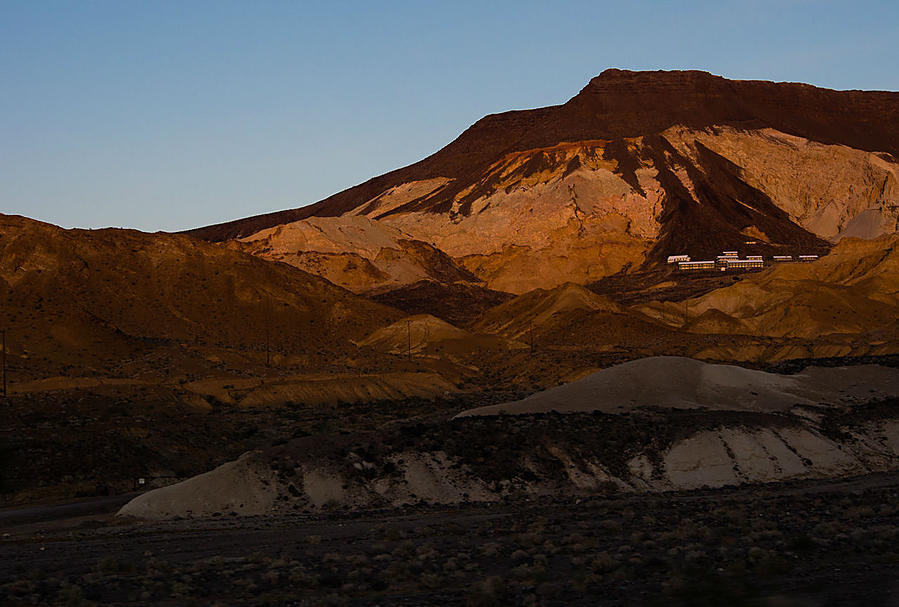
(469, 283, 623, 340)
(664, 126, 899, 241)
(232, 215, 477, 293)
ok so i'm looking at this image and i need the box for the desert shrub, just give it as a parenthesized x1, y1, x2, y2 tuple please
(515, 532, 541, 547)
(754, 554, 793, 576)
(94, 555, 131, 574)
(317, 568, 345, 589)
(481, 542, 501, 557)
(56, 583, 87, 607)
(598, 518, 623, 533)
(510, 549, 529, 562)
(391, 540, 416, 559)
(787, 533, 815, 553)
(467, 576, 510, 607)
(288, 565, 316, 587)
(590, 552, 619, 573)
(419, 573, 442, 589)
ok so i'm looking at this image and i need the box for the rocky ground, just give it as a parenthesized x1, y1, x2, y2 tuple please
(2, 472, 899, 606)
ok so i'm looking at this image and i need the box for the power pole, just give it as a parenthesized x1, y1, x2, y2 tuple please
(683, 300, 689, 327)
(2, 330, 6, 398)
(407, 320, 412, 361)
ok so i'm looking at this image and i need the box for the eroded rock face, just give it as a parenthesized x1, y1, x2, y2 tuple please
(663, 126, 899, 241)
(189, 70, 899, 292)
(188, 69, 899, 243)
(229, 128, 899, 293)
(119, 410, 899, 519)
(230, 215, 478, 293)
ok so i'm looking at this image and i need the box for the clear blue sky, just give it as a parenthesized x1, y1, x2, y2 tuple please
(2, 0, 897, 232)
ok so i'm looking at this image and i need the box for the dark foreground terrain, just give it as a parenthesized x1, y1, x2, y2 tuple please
(2, 473, 899, 606)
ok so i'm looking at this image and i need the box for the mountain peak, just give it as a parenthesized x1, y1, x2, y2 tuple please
(186, 70, 899, 246)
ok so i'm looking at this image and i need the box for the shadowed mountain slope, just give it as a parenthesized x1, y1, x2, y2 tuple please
(0, 214, 402, 379)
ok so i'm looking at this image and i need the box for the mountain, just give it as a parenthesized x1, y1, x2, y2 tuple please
(186, 70, 899, 292)
(0, 214, 401, 380)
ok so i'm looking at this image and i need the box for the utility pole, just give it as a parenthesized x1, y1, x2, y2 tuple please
(2, 330, 6, 398)
(407, 320, 412, 361)
(683, 299, 689, 327)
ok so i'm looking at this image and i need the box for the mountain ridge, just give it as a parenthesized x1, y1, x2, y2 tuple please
(185, 69, 899, 243)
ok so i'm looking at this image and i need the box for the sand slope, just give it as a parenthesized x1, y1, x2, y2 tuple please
(119, 452, 278, 519)
(455, 356, 899, 416)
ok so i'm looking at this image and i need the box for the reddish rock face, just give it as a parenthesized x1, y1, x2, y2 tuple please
(185, 70, 899, 292)
(187, 69, 899, 240)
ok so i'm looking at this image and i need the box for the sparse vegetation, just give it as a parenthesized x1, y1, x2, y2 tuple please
(4, 474, 899, 605)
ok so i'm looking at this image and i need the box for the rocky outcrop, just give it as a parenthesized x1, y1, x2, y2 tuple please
(663, 126, 899, 241)
(229, 215, 478, 293)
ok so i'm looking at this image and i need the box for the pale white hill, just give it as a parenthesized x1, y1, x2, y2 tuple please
(455, 356, 899, 416)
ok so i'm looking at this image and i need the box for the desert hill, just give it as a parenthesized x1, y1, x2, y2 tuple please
(368, 280, 514, 326)
(357, 314, 517, 359)
(228, 215, 478, 293)
(186, 70, 899, 292)
(0, 214, 403, 380)
(456, 356, 899, 416)
(639, 234, 899, 340)
(120, 357, 899, 519)
(471, 283, 621, 338)
(469, 283, 677, 357)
